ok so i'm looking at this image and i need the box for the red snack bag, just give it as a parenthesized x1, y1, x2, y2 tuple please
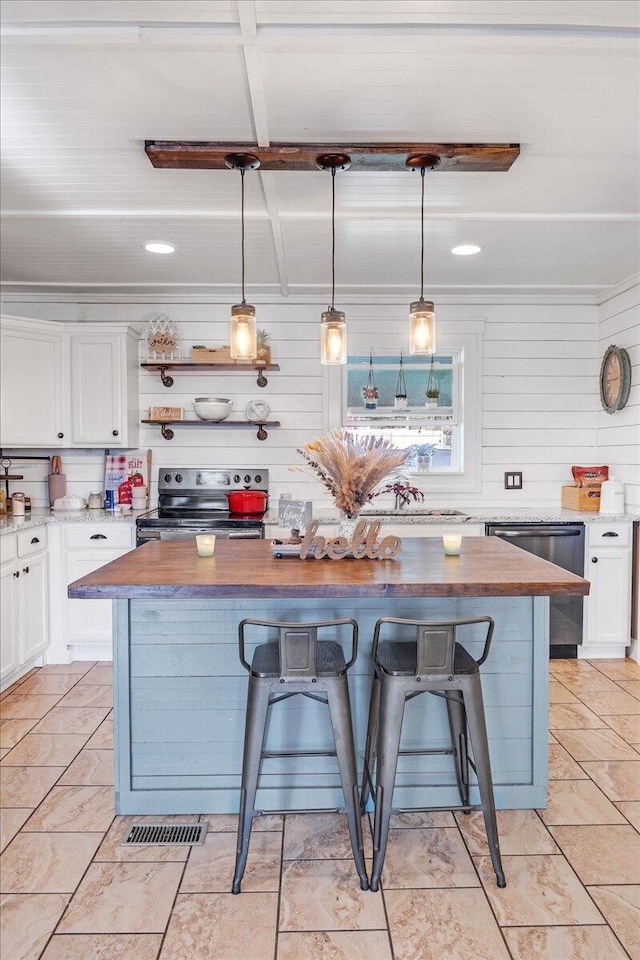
(118, 479, 132, 504)
(571, 465, 609, 487)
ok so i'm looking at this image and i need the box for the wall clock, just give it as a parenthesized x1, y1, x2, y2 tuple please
(599, 344, 631, 414)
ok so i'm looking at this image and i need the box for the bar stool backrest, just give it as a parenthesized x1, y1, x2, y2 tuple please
(279, 625, 318, 680)
(238, 617, 359, 679)
(373, 616, 495, 678)
(416, 623, 456, 676)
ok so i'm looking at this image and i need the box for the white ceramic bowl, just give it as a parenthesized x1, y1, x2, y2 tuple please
(192, 398, 233, 422)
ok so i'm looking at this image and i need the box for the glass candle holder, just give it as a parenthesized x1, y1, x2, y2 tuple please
(196, 534, 216, 557)
(442, 534, 462, 556)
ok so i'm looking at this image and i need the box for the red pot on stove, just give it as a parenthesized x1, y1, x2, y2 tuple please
(226, 490, 268, 514)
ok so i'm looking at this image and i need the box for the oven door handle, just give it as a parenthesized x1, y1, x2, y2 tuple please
(227, 529, 262, 539)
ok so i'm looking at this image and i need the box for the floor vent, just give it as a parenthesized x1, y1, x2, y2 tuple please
(121, 823, 207, 846)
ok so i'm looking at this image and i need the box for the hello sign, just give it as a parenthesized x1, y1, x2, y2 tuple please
(299, 519, 401, 561)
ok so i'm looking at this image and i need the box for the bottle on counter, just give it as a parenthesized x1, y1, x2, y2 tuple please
(11, 492, 25, 516)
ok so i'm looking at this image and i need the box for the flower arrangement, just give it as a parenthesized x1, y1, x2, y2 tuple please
(297, 429, 424, 518)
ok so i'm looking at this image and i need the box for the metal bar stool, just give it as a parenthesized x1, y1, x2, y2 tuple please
(360, 616, 506, 892)
(232, 617, 369, 894)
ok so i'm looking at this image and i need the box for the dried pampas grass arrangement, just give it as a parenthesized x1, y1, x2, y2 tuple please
(297, 429, 424, 517)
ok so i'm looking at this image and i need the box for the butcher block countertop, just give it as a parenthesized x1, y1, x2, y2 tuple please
(68, 537, 590, 600)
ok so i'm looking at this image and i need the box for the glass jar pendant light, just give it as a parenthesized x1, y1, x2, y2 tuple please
(225, 153, 261, 360)
(407, 154, 440, 355)
(316, 153, 351, 364)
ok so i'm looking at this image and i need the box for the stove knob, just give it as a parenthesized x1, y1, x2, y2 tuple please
(164, 473, 172, 483)
(233, 474, 241, 484)
(175, 473, 183, 483)
(255, 474, 262, 483)
(244, 474, 251, 484)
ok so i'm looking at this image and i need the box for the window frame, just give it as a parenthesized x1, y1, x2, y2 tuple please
(323, 320, 484, 494)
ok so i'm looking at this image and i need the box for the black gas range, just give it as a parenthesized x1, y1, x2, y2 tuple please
(135, 467, 268, 547)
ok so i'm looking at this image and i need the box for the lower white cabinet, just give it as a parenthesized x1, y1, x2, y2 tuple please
(581, 522, 632, 659)
(47, 522, 135, 663)
(0, 526, 49, 690)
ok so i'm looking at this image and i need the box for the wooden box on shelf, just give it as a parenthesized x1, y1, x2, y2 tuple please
(190, 346, 234, 363)
(561, 485, 601, 512)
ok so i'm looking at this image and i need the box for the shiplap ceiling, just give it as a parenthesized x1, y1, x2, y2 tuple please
(1, 0, 639, 301)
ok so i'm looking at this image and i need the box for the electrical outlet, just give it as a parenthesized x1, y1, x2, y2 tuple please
(504, 471, 523, 490)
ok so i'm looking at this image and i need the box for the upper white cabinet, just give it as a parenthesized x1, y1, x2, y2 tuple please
(0, 322, 66, 446)
(0, 316, 139, 448)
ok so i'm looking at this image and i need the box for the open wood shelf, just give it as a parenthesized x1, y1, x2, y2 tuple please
(141, 419, 281, 441)
(140, 361, 280, 388)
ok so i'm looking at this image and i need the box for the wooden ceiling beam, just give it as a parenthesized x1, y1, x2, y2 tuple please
(145, 141, 520, 172)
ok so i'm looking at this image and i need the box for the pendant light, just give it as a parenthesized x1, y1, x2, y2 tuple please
(316, 153, 351, 364)
(407, 154, 440, 355)
(225, 153, 261, 360)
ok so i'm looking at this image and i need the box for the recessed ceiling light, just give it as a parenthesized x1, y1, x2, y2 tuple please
(144, 242, 176, 254)
(451, 244, 481, 256)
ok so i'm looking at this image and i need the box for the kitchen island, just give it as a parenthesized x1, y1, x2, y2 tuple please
(68, 537, 589, 815)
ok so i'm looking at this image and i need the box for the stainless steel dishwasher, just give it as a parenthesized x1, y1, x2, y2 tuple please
(486, 523, 585, 658)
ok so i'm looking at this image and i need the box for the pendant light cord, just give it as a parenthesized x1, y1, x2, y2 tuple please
(240, 167, 246, 305)
(420, 165, 425, 301)
(331, 167, 336, 309)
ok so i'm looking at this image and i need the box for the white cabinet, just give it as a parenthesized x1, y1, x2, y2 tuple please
(0, 527, 49, 690)
(0, 559, 19, 684)
(582, 522, 632, 659)
(0, 322, 66, 446)
(0, 316, 139, 449)
(47, 522, 135, 663)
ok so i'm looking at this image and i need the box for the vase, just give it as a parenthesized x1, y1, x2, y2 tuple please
(416, 454, 432, 473)
(337, 512, 360, 541)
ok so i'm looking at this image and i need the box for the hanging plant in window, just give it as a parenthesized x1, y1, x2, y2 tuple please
(362, 351, 379, 409)
(425, 355, 440, 408)
(394, 351, 408, 410)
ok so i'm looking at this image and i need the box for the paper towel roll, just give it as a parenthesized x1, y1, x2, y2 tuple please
(48, 473, 67, 507)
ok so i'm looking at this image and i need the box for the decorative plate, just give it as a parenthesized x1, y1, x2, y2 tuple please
(246, 400, 271, 423)
(142, 314, 181, 360)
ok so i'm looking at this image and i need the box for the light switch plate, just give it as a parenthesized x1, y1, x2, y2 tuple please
(504, 471, 523, 490)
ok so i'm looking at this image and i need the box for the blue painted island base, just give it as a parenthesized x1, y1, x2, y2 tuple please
(113, 596, 549, 816)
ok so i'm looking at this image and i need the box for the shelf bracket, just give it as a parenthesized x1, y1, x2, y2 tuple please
(158, 367, 174, 388)
(160, 424, 175, 440)
(256, 368, 268, 388)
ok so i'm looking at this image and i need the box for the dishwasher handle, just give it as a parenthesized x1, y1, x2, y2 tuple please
(495, 529, 582, 538)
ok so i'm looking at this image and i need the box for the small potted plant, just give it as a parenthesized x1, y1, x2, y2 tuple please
(394, 351, 408, 411)
(362, 351, 379, 410)
(425, 387, 440, 409)
(257, 328, 271, 364)
(425, 355, 439, 409)
(414, 443, 436, 472)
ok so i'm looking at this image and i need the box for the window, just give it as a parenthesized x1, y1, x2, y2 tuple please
(323, 320, 484, 493)
(344, 352, 460, 471)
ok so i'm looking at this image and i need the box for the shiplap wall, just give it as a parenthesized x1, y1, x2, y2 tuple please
(2, 300, 602, 509)
(596, 284, 640, 512)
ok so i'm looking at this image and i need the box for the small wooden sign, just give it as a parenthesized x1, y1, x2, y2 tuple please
(299, 519, 401, 560)
(149, 406, 183, 422)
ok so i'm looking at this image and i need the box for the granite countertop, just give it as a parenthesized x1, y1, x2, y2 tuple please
(0, 507, 150, 535)
(264, 507, 638, 526)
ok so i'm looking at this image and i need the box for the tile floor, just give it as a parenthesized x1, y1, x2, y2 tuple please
(1, 657, 639, 960)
